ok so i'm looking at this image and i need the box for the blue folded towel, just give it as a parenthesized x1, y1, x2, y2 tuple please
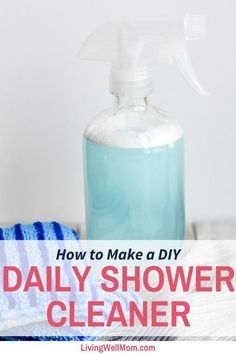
(0, 221, 141, 342)
(0, 221, 78, 241)
(0, 221, 95, 342)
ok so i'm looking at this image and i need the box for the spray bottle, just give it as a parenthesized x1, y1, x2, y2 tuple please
(80, 15, 207, 240)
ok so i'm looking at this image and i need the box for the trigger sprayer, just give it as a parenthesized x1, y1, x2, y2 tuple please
(80, 15, 208, 241)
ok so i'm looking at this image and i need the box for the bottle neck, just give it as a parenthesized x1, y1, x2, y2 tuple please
(114, 95, 149, 109)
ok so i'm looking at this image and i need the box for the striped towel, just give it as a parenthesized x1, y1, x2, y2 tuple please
(0, 222, 78, 241)
(0, 221, 141, 342)
(0, 221, 95, 341)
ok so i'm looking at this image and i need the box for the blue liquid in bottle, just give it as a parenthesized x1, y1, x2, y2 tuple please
(83, 135, 184, 240)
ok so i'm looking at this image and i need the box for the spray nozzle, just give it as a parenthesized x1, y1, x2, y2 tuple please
(79, 15, 208, 96)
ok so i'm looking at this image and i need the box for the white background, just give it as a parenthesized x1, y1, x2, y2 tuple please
(0, 342, 235, 354)
(0, 0, 235, 226)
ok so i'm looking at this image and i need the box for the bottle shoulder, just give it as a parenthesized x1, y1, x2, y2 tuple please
(84, 104, 183, 148)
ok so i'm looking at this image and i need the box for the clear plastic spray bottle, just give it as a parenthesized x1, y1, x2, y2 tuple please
(80, 16, 207, 240)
